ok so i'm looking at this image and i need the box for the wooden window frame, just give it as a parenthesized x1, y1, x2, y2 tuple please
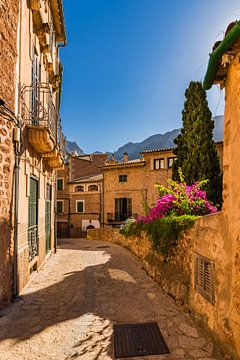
(167, 157, 176, 169)
(153, 158, 165, 170)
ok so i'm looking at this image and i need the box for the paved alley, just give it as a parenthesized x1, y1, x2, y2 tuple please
(0, 238, 220, 360)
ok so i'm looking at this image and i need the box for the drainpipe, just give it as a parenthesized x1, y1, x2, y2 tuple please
(13, 127, 21, 297)
(102, 172, 105, 227)
(203, 20, 240, 90)
(68, 198, 71, 237)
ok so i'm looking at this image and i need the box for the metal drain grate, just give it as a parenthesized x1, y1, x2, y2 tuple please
(114, 322, 169, 358)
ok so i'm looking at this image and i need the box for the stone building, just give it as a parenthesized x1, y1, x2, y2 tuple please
(0, 0, 19, 308)
(102, 149, 176, 226)
(187, 20, 240, 356)
(56, 153, 107, 237)
(0, 0, 66, 306)
(102, 144, 223, 227)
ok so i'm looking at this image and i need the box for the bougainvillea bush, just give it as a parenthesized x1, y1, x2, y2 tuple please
(137, 171, 217, 224)
(121, 170, 218, 257)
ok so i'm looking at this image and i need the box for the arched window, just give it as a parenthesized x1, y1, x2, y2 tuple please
(88, 184, 98, 192)
(75, 185, 84, 192)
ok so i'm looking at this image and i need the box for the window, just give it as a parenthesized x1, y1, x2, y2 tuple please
(154, 158, 165, 170)
(115, 198, 132, 221)
(119, 175, 127, 182)
(57, 201, 63, 214)
(76, 200, 84, 213)
(88, 184, 98, 192)
(75, 185, 84, 192)
(167, 157, 176, 168)
(57, 179, 63, 191)
(195, 254, 214, 304)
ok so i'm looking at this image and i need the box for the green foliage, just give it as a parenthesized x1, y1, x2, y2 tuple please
(172, 81, 222, 207)
(146, 215, 196, 256)
(121, 215, 197, 258)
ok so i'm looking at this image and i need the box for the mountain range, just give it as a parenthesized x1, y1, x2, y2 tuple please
(114, 115, 224, 160)
(66, 115, 224, 160)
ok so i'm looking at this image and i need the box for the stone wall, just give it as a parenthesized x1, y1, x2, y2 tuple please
(0, 0, 18, 308)
(221, 53, 240, 358)
(87, 218, 239, 359)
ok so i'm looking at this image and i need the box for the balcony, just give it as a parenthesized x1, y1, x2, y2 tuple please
(20, 83, 65, 168)
(20, 83, 57, 153)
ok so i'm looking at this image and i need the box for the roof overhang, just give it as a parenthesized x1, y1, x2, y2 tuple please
(203, 21, 240, 90)
(50, 0, 66, 43)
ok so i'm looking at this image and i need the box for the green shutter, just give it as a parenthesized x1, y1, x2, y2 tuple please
(45, 184, 51, 253)
(57, 179, 63, 190)
(77, 201, 83, 213)
(57, 201, 63, 213)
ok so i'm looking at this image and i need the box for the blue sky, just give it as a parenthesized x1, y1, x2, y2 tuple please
(60, 0, 240, 153)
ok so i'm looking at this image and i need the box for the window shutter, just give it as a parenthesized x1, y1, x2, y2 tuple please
(195, 254, 214, 304)
(57, 201, 62, 214)
(115, 198, 120, 221)
(77, 201, 83, 213)
(127, 198, 132, 218)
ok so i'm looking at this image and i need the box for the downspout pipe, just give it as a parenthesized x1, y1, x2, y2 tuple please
(13, 134, 21, 297)
(203, 20, 240, 90)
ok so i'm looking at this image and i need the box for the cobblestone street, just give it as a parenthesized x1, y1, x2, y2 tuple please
(0, 238, 220, 360)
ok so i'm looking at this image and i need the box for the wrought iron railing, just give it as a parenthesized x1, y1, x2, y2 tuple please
(20, 83, 58, 140)
(28, 225, 38, 261)
(57, 118, 66, 158)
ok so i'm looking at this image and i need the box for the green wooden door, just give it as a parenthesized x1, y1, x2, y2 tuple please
(28, 177, 38, 261)
(45, 184, 51, 253)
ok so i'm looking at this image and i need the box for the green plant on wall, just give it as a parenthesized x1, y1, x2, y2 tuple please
(121, 170, 217, 257)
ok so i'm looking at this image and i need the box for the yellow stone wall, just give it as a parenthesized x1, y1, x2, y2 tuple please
(103, 151, 175, 224)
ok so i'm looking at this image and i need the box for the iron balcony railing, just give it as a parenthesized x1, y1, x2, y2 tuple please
(57, 118, 66, 158)
(28, 225, 38, 262)
(20, 82, 58, 140)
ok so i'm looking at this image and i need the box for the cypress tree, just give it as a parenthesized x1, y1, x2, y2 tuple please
(172, 81, 222, 206)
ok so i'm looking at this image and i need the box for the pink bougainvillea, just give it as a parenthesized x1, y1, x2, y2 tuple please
(137, 176, 217, 224)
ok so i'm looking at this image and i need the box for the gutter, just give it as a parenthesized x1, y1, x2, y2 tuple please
(203, 21, 240, 90)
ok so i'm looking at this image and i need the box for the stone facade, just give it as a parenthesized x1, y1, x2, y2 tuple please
(15, 0, 66, 293)
(56, 154, 107, 236)
(0, 0, 66, 302)
(102, 150, 176, 225)
(102, 144, 223, 226)
(0, 0, 18, 308)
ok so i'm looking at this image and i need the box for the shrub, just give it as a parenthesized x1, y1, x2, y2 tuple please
(121, 215, 197, 257)
(121, 171, 217, 257)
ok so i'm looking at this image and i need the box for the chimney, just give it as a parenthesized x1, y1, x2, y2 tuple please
(123, 152, 128, 162)
(112, 153, 115, 161)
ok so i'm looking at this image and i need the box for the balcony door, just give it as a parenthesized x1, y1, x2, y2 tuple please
(115, 198, 132, 221)
(31, 50, 41, 124)
(28, 177, 39, 262)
